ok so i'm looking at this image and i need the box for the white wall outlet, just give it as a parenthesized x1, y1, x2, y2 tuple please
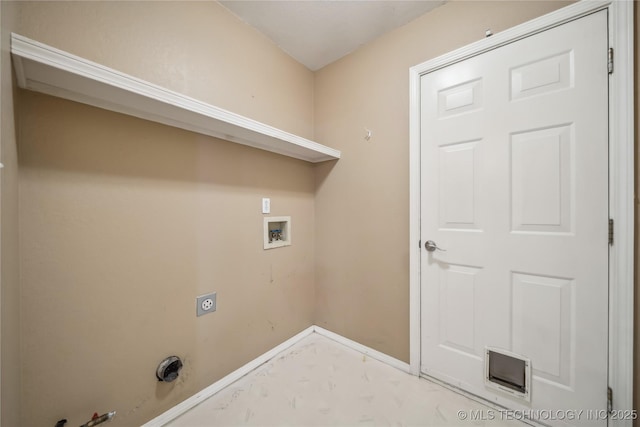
(262, 198, 271, 214)
(196, 292, 217, 317)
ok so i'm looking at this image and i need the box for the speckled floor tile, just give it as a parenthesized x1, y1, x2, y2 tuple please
(167, 334, 525, 426)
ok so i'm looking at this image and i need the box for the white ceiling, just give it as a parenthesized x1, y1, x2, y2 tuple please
(219, 1, 446, 71)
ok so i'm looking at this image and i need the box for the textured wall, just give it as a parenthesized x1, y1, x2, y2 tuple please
(1, 1, 21, 426)
(16, 2, 316, 426)
(313, 0, 573, 362)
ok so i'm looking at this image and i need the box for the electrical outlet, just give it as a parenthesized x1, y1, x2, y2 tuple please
(196, 292, 217, 317)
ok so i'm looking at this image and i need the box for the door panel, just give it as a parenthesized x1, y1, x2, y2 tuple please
(420, 11, 608, 424)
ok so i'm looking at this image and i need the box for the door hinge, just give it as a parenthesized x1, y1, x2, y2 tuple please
(607, 386, 613, 413)
(608, 47, 614, 74)
(418, 239, 421, 249)
(608, 218, 614, 245)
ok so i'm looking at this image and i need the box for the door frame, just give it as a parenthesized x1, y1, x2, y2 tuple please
(408, 0, 634, 422)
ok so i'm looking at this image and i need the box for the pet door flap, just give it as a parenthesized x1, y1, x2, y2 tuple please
(485, 347, 531, 401)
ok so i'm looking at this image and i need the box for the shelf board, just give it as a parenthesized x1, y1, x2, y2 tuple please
(11, 33, 341, 163)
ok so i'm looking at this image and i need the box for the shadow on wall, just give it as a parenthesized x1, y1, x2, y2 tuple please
(18, 91, 314, 192)
(314, 157, 339, 190)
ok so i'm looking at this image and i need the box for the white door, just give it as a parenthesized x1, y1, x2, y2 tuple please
(420, 11, 608, 424)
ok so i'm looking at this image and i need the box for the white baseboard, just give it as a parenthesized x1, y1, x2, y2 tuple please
(312, 326, 410, 373)
(141, 326, 315, 427)
(142, 325, 410, 426)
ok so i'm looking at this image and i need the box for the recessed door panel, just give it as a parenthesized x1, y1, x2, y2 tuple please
(437, 78, 483, 119)
(439, 264, 481, 356)
(510, 51, 574, 101)
(511, 124, 573, 233)
(439, 140, 481, 230)
(512, 272, 574, 388)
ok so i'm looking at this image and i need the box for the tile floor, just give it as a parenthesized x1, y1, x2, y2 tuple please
(167, 333, 525, 426)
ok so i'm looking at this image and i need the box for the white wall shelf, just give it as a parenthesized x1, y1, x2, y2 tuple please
(10, 33, 341, 163)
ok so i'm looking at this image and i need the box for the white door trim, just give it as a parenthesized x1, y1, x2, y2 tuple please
(408, 0, 634, 422)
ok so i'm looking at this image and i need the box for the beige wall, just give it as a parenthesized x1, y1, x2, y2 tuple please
(16, 2, 316, 426)
(313, 1, 573, 362)
(16, 1, 315, 140)
(1, 1, 21, 426)
(9, 1, 638, 426)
